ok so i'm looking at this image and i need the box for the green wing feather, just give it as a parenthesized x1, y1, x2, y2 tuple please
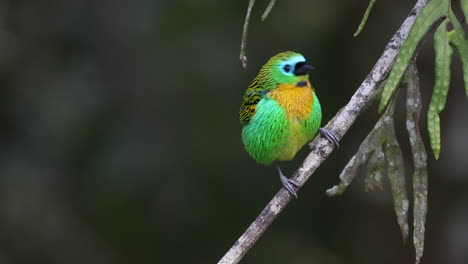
(240, 76, 267, 125)
(239, 90, 261, 125)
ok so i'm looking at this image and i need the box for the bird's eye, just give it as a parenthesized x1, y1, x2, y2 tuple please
(283, 64, 291, 73)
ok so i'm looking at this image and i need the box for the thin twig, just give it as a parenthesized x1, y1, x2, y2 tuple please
(219, 0, 428, 263)
(240, 0, 256, 69)
(261, 0, 277, 21)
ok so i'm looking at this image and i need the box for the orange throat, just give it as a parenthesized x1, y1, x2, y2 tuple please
(268, 82, 314, 120)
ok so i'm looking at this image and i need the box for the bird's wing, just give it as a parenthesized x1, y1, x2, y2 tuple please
(239, 88, 263, 125)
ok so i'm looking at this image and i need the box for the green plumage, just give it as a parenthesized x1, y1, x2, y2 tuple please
(241, 93, 321, 165)
(240, 51, 303, 125)
(239, 51, 322, 165)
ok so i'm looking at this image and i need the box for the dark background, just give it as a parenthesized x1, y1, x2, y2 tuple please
(0, 0, 467, 263)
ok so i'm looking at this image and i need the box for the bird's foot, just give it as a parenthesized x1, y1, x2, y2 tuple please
(275, 162, 299, 198)
(280, 175, 299, 199)
(319, 128, 340, 148)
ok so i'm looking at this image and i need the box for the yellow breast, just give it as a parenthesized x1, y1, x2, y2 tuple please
(268, 82, 314, 120)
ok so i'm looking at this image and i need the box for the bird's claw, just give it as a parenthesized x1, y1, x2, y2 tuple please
(319, 128, 340, 148)
(280, 175, 299, 199)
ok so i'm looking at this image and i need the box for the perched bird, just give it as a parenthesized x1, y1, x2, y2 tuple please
(240, 51, 339, 198)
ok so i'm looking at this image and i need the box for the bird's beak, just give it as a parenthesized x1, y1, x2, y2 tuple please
(294, 64, 315, 76)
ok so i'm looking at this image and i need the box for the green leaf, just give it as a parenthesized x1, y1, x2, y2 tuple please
(460, 0, 468, 23)
(448, 10, 468, 99)
(379, 0, 449, 112)
(405, 64, 428, 264)
(428, 19, 453, 160)
(353, 0, 377, 37)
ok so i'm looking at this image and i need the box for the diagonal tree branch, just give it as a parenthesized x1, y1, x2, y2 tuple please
(219, 0, 429, 263)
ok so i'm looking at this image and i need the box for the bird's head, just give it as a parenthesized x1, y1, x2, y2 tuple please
(260, 51, 314, 86)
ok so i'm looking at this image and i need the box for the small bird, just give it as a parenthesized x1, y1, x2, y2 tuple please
(240, 51, 339, 198)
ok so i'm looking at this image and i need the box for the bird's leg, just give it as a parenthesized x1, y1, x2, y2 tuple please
(275, 161, 299, 199)
(318, 128, 340, 148)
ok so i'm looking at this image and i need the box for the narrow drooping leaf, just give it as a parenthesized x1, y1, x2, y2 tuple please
(326, 155, 360, 196)
(428, 19, 453, 159)
(240, 0, 256, 68)
(326, 116, 385, 196)
(353, 0, 377, 37)
(383, 93, 409, 242)
(261, 0, 277, 21)
(364, 144, 385, 192)
(448, 10, 468, 98)
(379, 0, 449, 112)
(326, 86, 390, 197)
(405, 64, 428, 264)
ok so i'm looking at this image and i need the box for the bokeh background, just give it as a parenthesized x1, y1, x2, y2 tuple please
(0, 0, 467, 263)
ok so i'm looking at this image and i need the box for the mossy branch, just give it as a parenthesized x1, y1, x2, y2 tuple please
(219, 1, 428, 263)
